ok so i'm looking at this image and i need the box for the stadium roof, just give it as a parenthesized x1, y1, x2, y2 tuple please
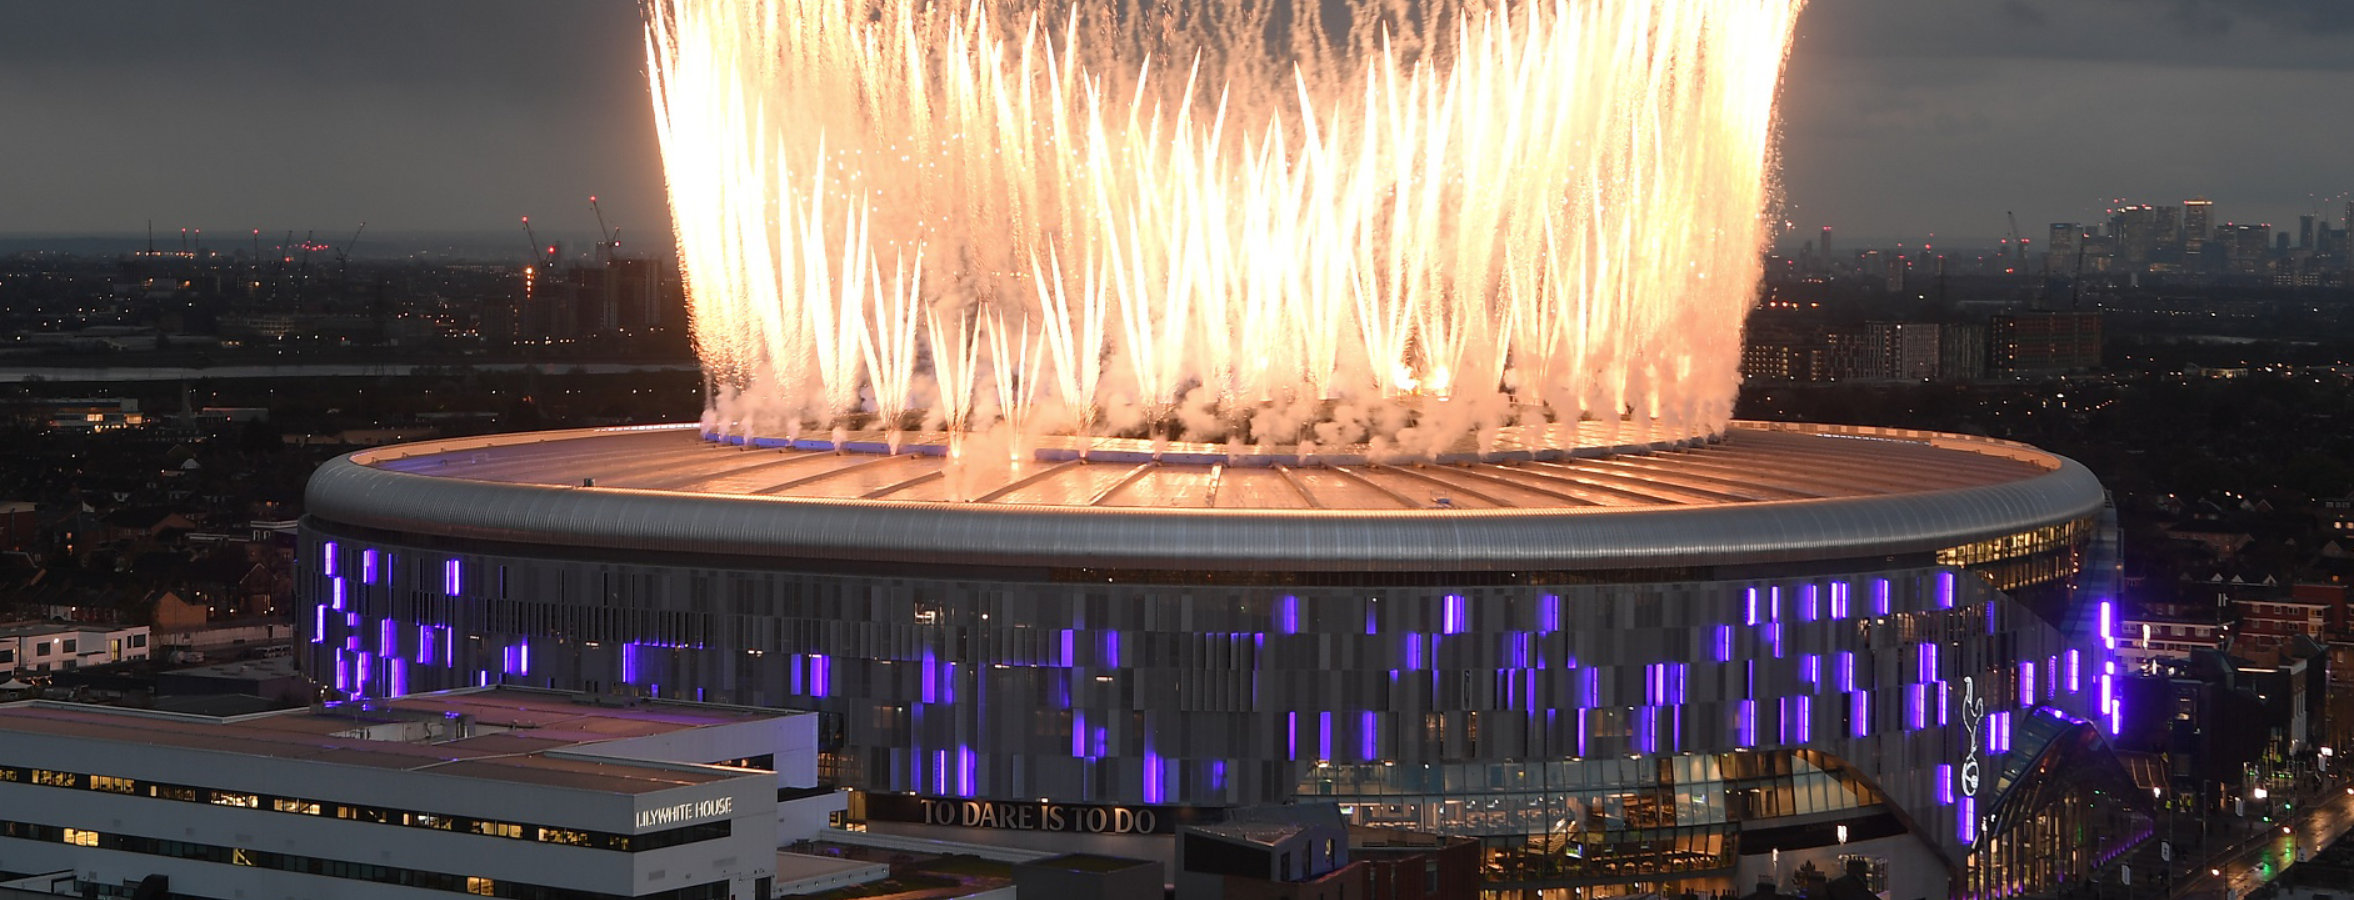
(305, 423, 2105, 572)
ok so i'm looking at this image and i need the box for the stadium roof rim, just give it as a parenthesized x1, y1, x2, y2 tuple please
(303, 422, 2106, 572)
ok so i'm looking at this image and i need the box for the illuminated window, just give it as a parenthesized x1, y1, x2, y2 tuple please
(63, 828, 99, 847)
(466, 876, 497, 895)
(31, 770, 77, 788)
(89, 775, 135, 794)
(210, 791, 260, 808)
(273, 798, 322, 815)
(232, 848, 256, 866)
(537, 827, 593, 846)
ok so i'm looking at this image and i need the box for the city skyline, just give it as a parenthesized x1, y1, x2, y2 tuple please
(1, 0, 2348, 253)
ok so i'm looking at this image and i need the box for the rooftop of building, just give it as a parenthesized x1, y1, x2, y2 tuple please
(307, 422, 2107, 573)
(0, 686, 800, 795)
(351, 422, 2056, 514)
(0, 620, 143, 639)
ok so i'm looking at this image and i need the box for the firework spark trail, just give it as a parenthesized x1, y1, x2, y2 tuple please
(646, 0, 1804, 458)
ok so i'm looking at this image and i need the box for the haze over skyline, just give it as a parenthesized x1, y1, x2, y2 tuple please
(2, 0, 2348, 255)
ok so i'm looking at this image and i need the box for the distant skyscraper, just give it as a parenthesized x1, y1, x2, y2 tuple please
(2183, 198, 2214, 249)
(2301, 215, 2317, 250)
(2046, 223, 2083, 276)
(1820, 225, 1833, 260)
(2113, 205, 2160, 267)
(2221, 223, 2271, 274)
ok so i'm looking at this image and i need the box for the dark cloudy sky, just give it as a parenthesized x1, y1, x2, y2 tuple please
(2, 0, 2348, 253)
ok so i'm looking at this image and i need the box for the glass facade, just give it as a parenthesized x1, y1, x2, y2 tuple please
(300, 512, 2128, 896)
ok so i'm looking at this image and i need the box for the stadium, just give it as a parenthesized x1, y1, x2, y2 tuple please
(300, 421, 2142, 898)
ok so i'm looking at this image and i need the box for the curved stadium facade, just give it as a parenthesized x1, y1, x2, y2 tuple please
(300, 422, 2144, 898)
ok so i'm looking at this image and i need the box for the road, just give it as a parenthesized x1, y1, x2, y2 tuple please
(2171, 786, 2354, 900)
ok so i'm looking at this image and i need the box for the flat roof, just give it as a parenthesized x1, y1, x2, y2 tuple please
(0, 687, 797, 795)
(307, 422, 2106, 572)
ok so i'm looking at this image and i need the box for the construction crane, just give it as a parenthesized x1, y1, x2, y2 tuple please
(589, 196, 621, 265)
(521, 216, 558, 269)
(2005, 211, 2027, 274)
(334, 222, 367, 298)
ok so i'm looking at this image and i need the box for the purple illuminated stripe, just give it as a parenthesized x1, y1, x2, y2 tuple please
(623, 643, 638, 684)
(312, 605, 327, 643)
(322, 542, 337, 576)
(1672, 663, 1687, 705)
(361, 549, 378, 585)
(1873, 579, 1890, 616)
(1364, 607, 1378, 635)
(1278, 595, 1299, 635)
(1937, 571, 1956, 608)
(1830, 581, 1849, 619)
(2046, 655, 2058, 698)
(1539, 594, 1561, 633)
(355, 652, 372, 691)
(1908, 683, 1927, 730)
(379, 619, 397, 656)
(1801, 654, 1820, 687)
(961, 747, 977, 798)
(1404, 634, 1423, 671)
(1769, 586, 1782, 622)
(1442, 594, 1467, 635)
(444, 559, 461, 596)
(1850, 690, 1870, 738)
(1287, 711, 1298, 761)
(811, 654, 831, 697)
(1990, 711, 2011, 753)
(1794, 695, 1811, 742)
(1778, 698, 1790, 745)
(1838, 652, 1855, 692)
(333, 653, 349, 691)
(1737, 700, 1755, 748)
(1105, 632, 1120, 667)
(1072, 709, 1088, 757)
(2020, 663, 2036, 706)
(1583, 669, 1600, 708)
(519, 641, 530, 676)
(1714, 625, 1732, 662)
(1362, 711, 1378, 760)
(442, 628, 454, 669)
(2100, 600, 2116, 650)
(1937, 680, 1949, 725)
(1576, 709, 1589, 757)
(1141, 744, 1160, 803)
(1638, 706, 1656, 754)
(419, 625, 435, 665)
(2067, 649, 2082, 692)
(923, 649, 938, 703)
(1768, 621, 1783, 658)
(933, 751, 947, 795)
(389, 659, 407, 697)
(1802, 585, 1819, 622)
(1919, 643, 1938, 682)
(1060, 630, 1074, 665)
(331, 577, 345, 610)
(1960, 797, 1977, 842)
(1938, 764, 1955, 804)
(1210, 760, 1227, 792)
(1318, 711, 1332, 761)
(1746, 588, 1759, 626)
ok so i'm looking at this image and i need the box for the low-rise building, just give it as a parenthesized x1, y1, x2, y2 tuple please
(0, 686, 849, 900)
(0, 622, 151, 676)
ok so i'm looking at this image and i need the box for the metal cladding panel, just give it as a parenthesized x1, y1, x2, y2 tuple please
(306, 445, 2106, 572)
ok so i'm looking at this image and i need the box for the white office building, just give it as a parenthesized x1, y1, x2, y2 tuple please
(0, 623, 151, 676)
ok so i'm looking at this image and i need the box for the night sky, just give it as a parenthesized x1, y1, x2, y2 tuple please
(2, 0, 2347, 253)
